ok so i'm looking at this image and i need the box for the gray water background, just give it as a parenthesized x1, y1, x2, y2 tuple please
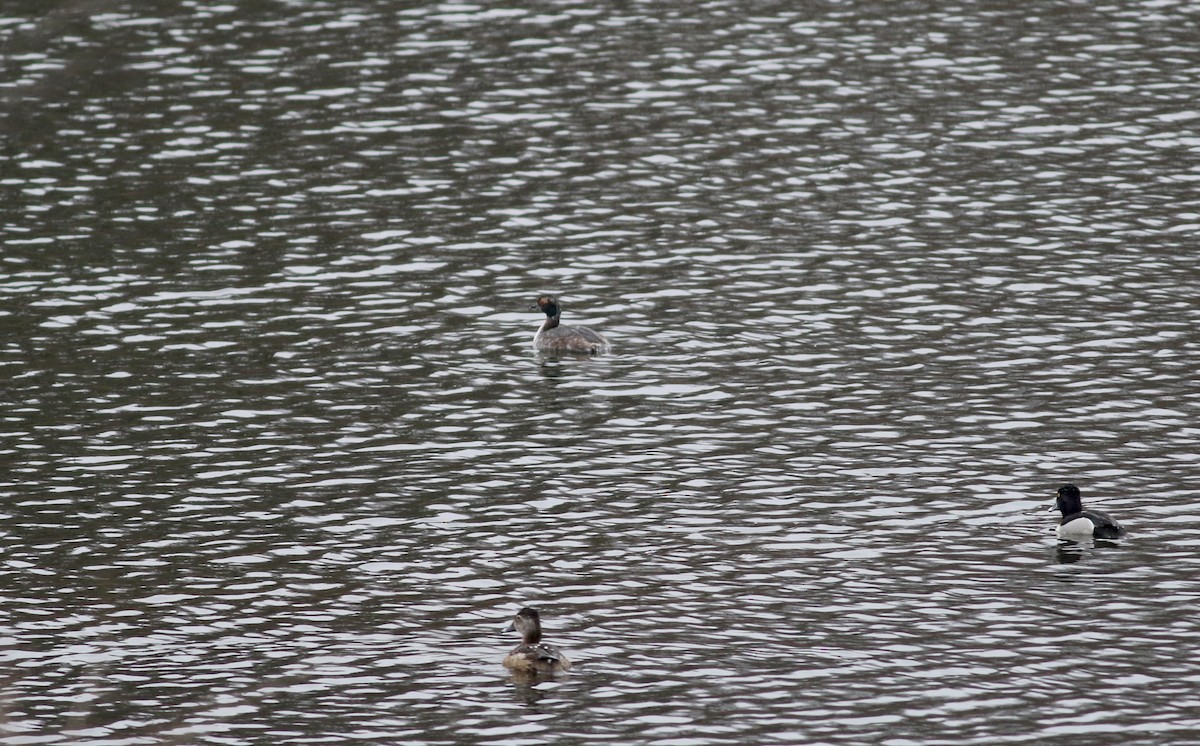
(3, 1, 1200, 743)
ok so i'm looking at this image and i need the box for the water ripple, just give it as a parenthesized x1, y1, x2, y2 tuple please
(3, 0, 1200, 744)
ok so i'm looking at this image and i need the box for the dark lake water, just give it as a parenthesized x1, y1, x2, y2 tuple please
(3, 1, 1200, 743)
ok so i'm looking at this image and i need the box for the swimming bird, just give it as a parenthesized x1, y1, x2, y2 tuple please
(1052, 483, 1125, 539)
(502, 607, 572, 674)
(531, 295, 610, 355)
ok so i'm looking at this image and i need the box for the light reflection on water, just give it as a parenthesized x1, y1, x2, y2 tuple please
(3, 0, 1200, 744)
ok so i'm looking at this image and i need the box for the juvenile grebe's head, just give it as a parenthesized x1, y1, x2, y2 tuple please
(531, 295, 560, 318)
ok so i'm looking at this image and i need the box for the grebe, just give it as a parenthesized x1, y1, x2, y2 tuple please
(531, 295, 610, 355)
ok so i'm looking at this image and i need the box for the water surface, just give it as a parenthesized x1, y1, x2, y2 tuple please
(3, 1, 1200, 743)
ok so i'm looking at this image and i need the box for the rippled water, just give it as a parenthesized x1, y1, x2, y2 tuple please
(3, 1, 1200, 743)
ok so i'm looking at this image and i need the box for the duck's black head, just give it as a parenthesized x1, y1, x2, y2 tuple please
(532, 295, 560, 318)
(1055, 483, 1082, 515)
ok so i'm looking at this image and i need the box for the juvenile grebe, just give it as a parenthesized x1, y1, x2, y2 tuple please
(531, 295, 610, 355)
(502, 607, 572, 674)
(1052, 483, 1125, 539)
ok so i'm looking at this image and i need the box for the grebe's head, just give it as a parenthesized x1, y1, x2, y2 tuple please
(532, 295, 560, 318)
